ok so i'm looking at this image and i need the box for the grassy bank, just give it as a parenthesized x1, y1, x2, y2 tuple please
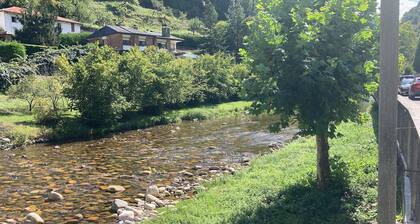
(0, 94, 251, 146)
(145, 118, 378, 224)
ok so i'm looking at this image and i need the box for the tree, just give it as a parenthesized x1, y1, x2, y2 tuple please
(57, 0, 95, 23)
(7, 75, 42, 112)
(189, 18, 204, 35)
(226, 0, 246, 60)
(15, 0, 61, 46)
(244, 0, 378, 189)
(202, 0, 218, 30)
(203, 21, 229, 53)
(400, 22, 418, 66)
(413, 39, 420, 74)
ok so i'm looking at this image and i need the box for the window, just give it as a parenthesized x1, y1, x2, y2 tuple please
(11, 16, 17, 23)
(139, 41, 146, 46)
(71, 23, 75, 32)
(123, 35, 131, 45)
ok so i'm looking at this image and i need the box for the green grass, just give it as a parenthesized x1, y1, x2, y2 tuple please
(0, 93, 251, 145)
(145, 119, 378, 224)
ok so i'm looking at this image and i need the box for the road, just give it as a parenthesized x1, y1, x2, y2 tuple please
(398, 95, 420, 131)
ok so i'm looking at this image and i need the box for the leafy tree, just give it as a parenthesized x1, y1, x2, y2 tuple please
(15, 0, 61, 46)
(203, 21, 229, 54)
(244, 0, 378, 189)
(189, 18, 204, 35)
(202, 0, 218, 30)
(400, 22, 418, 66)
(414, 38, 420, 74)
(0, 0, 26, 8)
(63, 45, 129, 126)
(226, 0, 246, 60)
(7, 75, 42, 112)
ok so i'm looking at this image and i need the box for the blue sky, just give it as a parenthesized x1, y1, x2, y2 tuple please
(400, 0, 419, 16)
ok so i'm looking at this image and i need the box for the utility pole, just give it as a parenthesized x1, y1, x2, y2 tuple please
(378, 0, 399, 223)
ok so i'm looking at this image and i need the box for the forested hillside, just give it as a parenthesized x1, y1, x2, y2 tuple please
(402, 1, 420, 31)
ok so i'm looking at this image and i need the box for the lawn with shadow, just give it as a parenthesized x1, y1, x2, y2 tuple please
(145, 118, 378, 224)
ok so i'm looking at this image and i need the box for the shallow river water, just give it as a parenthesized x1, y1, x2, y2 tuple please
(0, 115, 297, 223)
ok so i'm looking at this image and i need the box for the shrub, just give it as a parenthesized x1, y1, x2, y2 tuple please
(64, 45, 129, 126)
(22, 44, 52, 55)
(0, 41, 26, 62)
(7, 75, 43, 112)
(59, 32, 91, 46)
(173, 32, 206, 49)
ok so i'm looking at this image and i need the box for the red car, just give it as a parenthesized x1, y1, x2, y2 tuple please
(408, 77, 420, 100)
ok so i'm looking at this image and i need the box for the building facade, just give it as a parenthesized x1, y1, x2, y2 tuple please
(88, 25, 183, 52)
(0, 6, 81, 36)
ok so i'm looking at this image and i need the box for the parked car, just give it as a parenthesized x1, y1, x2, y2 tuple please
(408, 77, 420, 100)
(398, 75, 415, 95)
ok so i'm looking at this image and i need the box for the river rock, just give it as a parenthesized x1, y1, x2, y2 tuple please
(140, 170, 152, 175)
(107, 185, 125, 193)
(147, 185, 159, 196)
(145, 203, 156, 210)
(179, 170, 194, 177)
(5, 219, 17, 224)
(1, 138, 11, 143)
(53, 145, 60, 149)
(23, 213, 44, 224)
(118, 211, 135, 222)
(145, 194, 166, 207)
(192, 165, 202, 170)
(125, 206, 144, 216)
(46, 191, 63, 202)
(111, 199, 128, 213)
(74, 214, 83, 220)
(174, 190, 184, 196)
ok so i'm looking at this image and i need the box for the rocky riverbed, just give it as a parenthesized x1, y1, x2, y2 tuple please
(0, 115, 297, 223)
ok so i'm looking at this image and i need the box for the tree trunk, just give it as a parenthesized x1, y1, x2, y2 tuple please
(316, 134, 330, 190)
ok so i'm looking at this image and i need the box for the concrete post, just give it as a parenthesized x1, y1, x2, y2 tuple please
(378, 0, 399, 223)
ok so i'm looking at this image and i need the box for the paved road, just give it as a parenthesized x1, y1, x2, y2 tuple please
(398, 95, 420, 130)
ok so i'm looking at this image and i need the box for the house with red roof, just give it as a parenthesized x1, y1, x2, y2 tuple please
(0, 6, 81, 40)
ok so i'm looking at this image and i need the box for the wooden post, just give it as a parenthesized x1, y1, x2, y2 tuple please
(378, 0, 399, 223)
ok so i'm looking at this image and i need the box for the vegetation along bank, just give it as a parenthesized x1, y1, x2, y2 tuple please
(0, 44, 251, 149)
(144, 118, 378, 224)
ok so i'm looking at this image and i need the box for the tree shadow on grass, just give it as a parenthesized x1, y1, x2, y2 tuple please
(230, 157, 360, 224)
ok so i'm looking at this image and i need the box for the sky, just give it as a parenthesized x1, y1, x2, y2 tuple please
(400, 0, 419, 17)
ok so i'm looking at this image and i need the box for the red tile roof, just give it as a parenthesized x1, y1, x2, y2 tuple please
(0, 6, 81, 24)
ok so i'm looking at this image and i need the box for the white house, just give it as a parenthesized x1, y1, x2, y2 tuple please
(0, 6, 81, 37)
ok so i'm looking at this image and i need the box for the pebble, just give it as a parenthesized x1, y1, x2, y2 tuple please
(5, 219, 16, 224)
(111, 199, 128, 213)
(145, 203, 156, 210)
(147, 185, 160, 197)
(53, 145, 60, 149)
(107, 185, 125, 193)
(146, 194, 166, 207)
(1, 137, 11, 143)
(192, 165, 203, 170)
(140, 170, 152, 175)
(179, 170, 194, 177)
(23, 213, 44, 224)
(118, 211, 135, 222)
(174, 190, 184, 196)
(74, 214, 83, 220)
(46, 191, 64, 202)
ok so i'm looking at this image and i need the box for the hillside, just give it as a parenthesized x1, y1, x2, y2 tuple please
(402, 1, 420, 30)
(85, 1, 191, 33)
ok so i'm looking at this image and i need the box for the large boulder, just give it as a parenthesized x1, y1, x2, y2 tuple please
(23, 213, 44, 224)
(111, 199, 128, 213)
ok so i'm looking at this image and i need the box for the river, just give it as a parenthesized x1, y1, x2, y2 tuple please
(0, 115, 297, 223)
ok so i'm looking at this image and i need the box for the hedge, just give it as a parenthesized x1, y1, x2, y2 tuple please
(22, 44, 52, 55)
(0, 41, 26, 62)
(59, 32, 91, 46)
(172, 32, 205, 49)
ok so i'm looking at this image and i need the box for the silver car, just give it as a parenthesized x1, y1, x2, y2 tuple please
(399, 75, 415, 96)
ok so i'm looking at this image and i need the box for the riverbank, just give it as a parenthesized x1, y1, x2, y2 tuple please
(144, 117, 378, 224)
(0, 93, 251, 149)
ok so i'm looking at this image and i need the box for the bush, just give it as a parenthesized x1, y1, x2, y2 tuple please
(0, 41, 26, 62)
(64, 45, 129, 126)
(22, 44, 52, 55)
(59, 32, 91, 46)
(173, 32, 205, 49)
